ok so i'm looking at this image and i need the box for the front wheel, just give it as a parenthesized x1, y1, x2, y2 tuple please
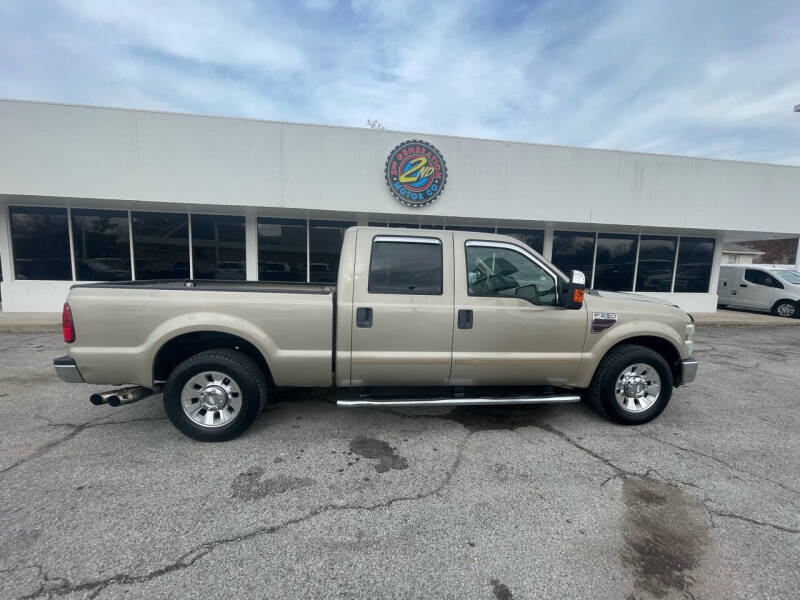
(164, 349, 267, 442)
(773, 300, 797, 318)
(588, 344, 673, 425)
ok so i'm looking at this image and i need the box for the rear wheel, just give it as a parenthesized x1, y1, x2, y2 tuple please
(164, 349, 267, 442)
(589, 344, 673, 425)
(772, 300, 797, 318)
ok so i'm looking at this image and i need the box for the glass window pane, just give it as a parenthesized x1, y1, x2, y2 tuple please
(445, 225, 494, 233)
(10, 206, 71, 280)
(191, 214, 246, 280)
(368, 222, 387, 227)
(387, 223, 420, 228)
(420, 224, 444, 230)
(497, 228, 545, 254)
(368, 240, 443, 295)
(552, 231, 595, 283)
(635, 235, 677, 292)
(466, 245, 556, 305)
(258, 217, 307, 282)
(132, 212, 189, 280)
(71, 209, 131, 281)
(674, 237, 715, 293)
(309, 220, 356, 283)
(594, 233, 638, 291)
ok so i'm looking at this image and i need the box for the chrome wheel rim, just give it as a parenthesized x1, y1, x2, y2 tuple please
(181, 371, 242, 428)
(615, 363, 661, 413)
(777, 303, 795, 317)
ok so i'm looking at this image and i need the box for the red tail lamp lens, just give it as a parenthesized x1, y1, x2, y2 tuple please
(62, 303, 76, 343)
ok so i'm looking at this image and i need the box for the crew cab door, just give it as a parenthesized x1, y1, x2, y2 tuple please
(449, 234, 587, 386)
(350, 230, 454, 386)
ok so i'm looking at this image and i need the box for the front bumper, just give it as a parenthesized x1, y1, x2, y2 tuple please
(681, 357, 698, 385)
(54, 356, 84, 383)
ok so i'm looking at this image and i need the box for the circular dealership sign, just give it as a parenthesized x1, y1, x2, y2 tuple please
(385, 139, 447, 207)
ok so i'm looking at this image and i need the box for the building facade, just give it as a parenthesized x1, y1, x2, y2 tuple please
(1, 99, 799, 313)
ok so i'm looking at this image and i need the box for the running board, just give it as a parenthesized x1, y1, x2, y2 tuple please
(336, 395, 581, 408)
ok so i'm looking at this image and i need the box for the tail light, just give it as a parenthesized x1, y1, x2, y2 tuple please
(62, 302, 76, 343)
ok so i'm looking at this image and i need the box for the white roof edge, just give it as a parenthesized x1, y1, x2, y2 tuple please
(2, 97, 799, 170)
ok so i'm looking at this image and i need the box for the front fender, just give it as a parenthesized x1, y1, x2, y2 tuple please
(576, 320, 684, 388)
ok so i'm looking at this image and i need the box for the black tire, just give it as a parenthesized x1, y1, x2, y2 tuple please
(163, 349, 267, 442)
(588, 344, 673, 425)
(771, 300, 798, 318)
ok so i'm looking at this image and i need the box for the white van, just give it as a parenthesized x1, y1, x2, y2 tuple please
(718, 265, 800, 317)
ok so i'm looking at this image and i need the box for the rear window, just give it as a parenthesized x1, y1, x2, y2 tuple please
(368, 237, 443, 295)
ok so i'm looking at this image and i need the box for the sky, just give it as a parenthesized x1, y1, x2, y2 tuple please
(1, 0, 799, 165)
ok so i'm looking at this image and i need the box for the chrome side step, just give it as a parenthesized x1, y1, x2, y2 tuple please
(337, 395, 581, 408)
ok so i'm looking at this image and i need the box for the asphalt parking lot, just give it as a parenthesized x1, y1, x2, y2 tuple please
(1, 327, 798, 599)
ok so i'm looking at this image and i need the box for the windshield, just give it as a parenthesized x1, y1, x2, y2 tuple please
(772, 269, 800, 284)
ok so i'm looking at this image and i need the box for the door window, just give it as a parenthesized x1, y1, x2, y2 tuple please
(368, 237, 443, 295)
(745, 269, 783, 288)
(466, 244, 557, 305)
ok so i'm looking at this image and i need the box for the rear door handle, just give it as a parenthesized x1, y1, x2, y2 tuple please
(740, 283, 748, 287)
(458, 309, 473, 329)
(356, 307, 373, 328)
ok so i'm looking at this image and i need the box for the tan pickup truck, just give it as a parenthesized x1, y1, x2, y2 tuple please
(54, 226, 698, 441)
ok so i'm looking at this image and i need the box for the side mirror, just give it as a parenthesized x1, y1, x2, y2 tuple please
(564, 270, 585, 310)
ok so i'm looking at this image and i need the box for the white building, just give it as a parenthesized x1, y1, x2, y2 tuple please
(721, 243, 765, 265)
(1, 99, 799, 313)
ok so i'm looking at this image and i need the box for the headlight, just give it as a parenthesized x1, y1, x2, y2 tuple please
(684, 323, 695, 356)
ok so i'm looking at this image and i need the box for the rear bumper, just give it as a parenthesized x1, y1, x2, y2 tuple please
(53, 356, 84, 383)
(680, 357, 698, 385)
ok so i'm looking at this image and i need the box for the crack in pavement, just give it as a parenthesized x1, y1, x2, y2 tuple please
(0, 415, 167, 477)
(707, 510, 800, 535)
(15, 431, 472, 599)
(637, 431, 800, 497)
(527, 423, 798, 537)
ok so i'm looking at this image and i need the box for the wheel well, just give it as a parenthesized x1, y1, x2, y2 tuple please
(606, 336, 682, 384)
(153, 331, 272, 384)
(772, 298, 797, 310)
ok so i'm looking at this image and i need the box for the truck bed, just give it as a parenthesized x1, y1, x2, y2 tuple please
(67, 279, 336, 388)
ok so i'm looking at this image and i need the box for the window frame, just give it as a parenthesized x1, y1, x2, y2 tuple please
(367, 235, 444, 296)
(464, 240, 561, 306)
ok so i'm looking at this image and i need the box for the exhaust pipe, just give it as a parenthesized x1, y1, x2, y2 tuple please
(90, 386, 156, 407)
(89, 390, 118, 406)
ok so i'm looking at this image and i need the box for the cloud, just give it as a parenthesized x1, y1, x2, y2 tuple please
(1, 0, 799, 165)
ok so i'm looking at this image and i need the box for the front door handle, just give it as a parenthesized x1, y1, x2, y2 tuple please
(458, 309, 473, 329)
(740, 283, 748, 288)
(356, 307, 373, 328)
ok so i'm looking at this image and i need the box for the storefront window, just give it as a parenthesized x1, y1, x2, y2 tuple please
(594, 233, 638, 291)
(191, 214, 246, 280)
(258, 217, 307, 282)
(132, 212, 189, 280)
(309, 220, 357, 283)
(674, 237, 715, 293)
(636, 235, 677, 292)
(445, 225, 495, 233)
(71, 209, 131, 281)
(552, 231, 595, 282)
(496, 228, 545, 254)
(10, 206, 72, 280)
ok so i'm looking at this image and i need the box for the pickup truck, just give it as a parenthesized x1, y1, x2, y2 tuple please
(54, 226, 698, 441)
